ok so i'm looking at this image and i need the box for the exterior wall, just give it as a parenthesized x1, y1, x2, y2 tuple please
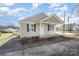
(20, 22, 56, 38)
(40, 23, 55, 35)
(20, 22, 40, 38)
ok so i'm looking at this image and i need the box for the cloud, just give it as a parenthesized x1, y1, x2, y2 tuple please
(48, 4, 68, 18)
(31, 3, 42, 9)
(0, 6, 28, 19)
(0, 7, 10, 15)
(8, 8, 28, 16)
(47, 12, 52, 15)
(49, 3, 64, 8)
(54, 6, 67, 12)
(0, 3, 15, 6)
(74, 6, 79, 16)
(0, 14, 4, 18)
(18, 16, 25, 20)
(54, 5, 68, 16)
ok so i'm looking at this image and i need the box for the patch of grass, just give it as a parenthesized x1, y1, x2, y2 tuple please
(56, 30, 79, 36)
(0, 33, 13, 40)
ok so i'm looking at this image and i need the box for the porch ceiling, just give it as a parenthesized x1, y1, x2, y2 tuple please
(40, 14, 63, 24)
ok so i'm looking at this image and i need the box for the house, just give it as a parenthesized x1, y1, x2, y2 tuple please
(59, 24, 73, 31)
(19, 12, 63, 38)
(0, 25, 6, 32)
(73, 24, 79, 31)
(59, 23, 79, 31)
(3, 28, 17, 33)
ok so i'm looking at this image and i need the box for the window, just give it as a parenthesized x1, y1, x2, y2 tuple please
(34, 24, 36, 32)
(27, 24, 29, 32)
(48, 24, 51, 31)
(27, 24, 36, 32)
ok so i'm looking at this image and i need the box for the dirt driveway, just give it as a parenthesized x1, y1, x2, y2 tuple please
(0, 36, 79, 56)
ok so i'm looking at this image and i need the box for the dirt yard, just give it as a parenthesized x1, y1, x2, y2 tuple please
(0, 35, 79, 56)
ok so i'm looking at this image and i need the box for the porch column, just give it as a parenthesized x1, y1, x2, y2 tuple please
(40, 23, 42, 35)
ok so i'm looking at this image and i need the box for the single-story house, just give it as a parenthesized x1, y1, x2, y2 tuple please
(59, 23, 79, 31)
(3, 28, 17, 33)
(19, 12, 63, 38)
(73, 24, 79, 31)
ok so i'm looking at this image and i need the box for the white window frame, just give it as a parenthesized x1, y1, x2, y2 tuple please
(27, 24, 36, 32)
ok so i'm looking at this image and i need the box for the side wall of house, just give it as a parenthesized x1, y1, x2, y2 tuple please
(20, 22, 40, 38)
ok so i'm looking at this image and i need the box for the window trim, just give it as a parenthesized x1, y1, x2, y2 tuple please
(34, 24, 36, 32)
(27, 24, 36, 32)
(48, 24, 51, 31)
(27, 24, 29, 32)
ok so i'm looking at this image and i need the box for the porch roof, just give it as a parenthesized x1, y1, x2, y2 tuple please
(40, 14, 63, 24)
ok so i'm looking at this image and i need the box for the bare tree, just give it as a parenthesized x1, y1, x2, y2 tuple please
(6, 23, 17, 29)
(63, 11, 66, 34)
(74, 5, 79, 16)
(0, 25, 6, 37)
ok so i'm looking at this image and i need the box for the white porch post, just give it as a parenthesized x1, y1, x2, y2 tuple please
(40, 22, 43, 35)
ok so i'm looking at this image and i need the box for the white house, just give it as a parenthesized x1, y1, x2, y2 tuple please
(19, 12, 63, 38)
(73, 24, 79, 31)
(59, 24, 79, 31)
(3, 28, 17, 33)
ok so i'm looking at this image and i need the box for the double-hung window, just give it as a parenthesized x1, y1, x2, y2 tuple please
(27, 24, 36, 32)
(48, 24, 51, 31)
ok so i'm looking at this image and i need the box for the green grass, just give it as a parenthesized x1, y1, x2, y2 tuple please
(0, 33, 13, 40)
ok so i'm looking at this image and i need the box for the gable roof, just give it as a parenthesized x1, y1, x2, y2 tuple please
(40, 14, 63, 24)
(19, 12, 63, 24)
(20, 12, 48, 23)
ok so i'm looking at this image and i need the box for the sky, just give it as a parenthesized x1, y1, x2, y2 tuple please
(0, 3, 78, 26)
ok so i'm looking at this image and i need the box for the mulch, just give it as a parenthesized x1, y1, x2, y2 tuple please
(19, 35, 78, 45)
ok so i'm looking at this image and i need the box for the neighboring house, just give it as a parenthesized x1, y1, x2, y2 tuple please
(0, 25, 6, 32)
(3, 28, 17, 33)
(59, 24, 73, 31)
(19, 12, 63, 38)
(73, 24, 79, 31)
(59, 23, 79, 31)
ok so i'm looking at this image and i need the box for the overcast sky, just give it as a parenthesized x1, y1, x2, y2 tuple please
(0, 3, 78, 26)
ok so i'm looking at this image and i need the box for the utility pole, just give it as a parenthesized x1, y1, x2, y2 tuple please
(68, 13, 70, 31)
(63, 11, 66, 34)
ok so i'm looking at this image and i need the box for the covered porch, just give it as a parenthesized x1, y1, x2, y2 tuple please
(40, 23, 59, 38)
(40, 14, 63, 38)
